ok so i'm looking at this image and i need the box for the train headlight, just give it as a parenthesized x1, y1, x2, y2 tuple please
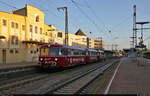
(55, 58, 58, 61)
(40, 58, 43, 61)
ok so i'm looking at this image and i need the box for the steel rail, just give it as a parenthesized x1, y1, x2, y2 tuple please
(30, 59, 119, 94)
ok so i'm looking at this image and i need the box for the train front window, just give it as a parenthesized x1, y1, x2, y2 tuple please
(49, 48, 61, 56)
(40, 48, 49, 56)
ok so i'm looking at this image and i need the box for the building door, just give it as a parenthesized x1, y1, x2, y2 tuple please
(2, 49, 6, 64)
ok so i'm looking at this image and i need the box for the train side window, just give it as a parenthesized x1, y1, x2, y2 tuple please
(43, 48, 46, 53)
(68, 49, 71, 56)
(30, 50, 33, 54)
(89, 51, 91, 56)
(59, 48, 62, 56)
(91, 52, 93, 56)
(70, 49, 74, 56)
(73, 50, 78, 56)
(62, 48, 68, 55)
(86, 51, 88, 56)
(82, 51, 86, 56)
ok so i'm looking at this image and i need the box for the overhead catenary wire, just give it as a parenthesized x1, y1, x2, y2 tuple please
(28, 0, 59, 18)
(84, 0, 110, 33)
(0, 0, 18, 9)
(70, 0, 110, 38)
(27, 0, 81, 33)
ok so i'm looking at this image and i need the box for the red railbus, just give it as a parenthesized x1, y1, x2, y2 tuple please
(39, 44, 104, 68)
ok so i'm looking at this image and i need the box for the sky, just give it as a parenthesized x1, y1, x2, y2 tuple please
(0, 0, 150, 50)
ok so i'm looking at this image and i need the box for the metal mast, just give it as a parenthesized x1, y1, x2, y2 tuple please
(132, 5, 137, 48)
(57, 7, 68, 46)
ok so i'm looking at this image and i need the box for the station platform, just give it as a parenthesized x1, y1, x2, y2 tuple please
(107, 57, 150, 94)
(0, 62, 39, 70)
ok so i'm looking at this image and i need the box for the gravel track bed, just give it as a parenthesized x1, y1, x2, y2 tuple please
(0, 59, 115, 94)
(52, 60, 119, 94)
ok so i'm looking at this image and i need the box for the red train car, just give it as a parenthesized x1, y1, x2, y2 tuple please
(39, 44, 104, 68)
(97, 49, 104, 61)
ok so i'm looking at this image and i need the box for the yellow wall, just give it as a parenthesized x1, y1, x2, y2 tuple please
(94, 40, 104, 49)
(0, 4, 46, 64)
(89, 38, 95, 48)
(54, 30, 65, 45)
(0, 4, 105, 64)
(44, 24, 56, 43)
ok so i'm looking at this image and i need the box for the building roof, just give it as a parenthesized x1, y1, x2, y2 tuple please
(75, 29, 86, 36)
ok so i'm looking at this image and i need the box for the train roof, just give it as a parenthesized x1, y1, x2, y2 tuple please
(87, 48, 97, 52)
(40, 44, 86, 51)
(40, 44, 104, 52)
(97, 50, 104, 53)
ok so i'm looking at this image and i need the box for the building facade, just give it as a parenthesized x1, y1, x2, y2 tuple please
(0, 4, 104, 64)
(94, 39, 104, 49)
(0, 4, 56, 64)
(89, 38, 95, 48)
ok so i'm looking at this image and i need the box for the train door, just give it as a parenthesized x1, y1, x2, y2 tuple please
(2, 49, 6, 64)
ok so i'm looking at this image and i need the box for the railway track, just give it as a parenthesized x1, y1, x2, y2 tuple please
(51, 60, 118, 94)
(0, 66, 41, 87)
(29, 59, 119, 94)
(0, 59, 119, 94)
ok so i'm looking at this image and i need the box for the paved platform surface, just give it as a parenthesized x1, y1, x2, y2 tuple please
(0, 62, 39, 70)
(108, 57, 150, 94)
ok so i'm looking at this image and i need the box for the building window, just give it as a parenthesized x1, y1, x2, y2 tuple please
(16, 23, 18, 29)
(11, 36, 15, 44)
(35, 39, 38, 41)
(82, 38, 85, 41)
(57, 32, 62, 38)
(50, 33, 52, 37)
(40, 28, 42, 34)
(37, 48, 39, 52)
(10, 49, 14, 53)
(11, 22, 14, 28)
(43, 48, 46, 53)
(11, 36, 18, 45)
(22, 25, 25, 31)
(30, 25, 33, 32)
(15, 50, 19, 54)
(45, 32, 48, 36)
(16, 37, 18, 45)
(2, 19, 7, 26)
(36, 15, 39, 22)
(35, 26, 38, 33)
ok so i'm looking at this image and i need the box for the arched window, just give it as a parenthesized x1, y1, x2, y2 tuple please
(36, 15, 39, 22)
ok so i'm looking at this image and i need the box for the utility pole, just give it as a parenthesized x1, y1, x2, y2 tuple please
(87, 37, 89, 48)
(136, 21, 149, 46)
(114, 44, 118, 51)
(100, 37, 103, 49)
(57, 7, 68, 46)
(112, 44, 114, 51)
